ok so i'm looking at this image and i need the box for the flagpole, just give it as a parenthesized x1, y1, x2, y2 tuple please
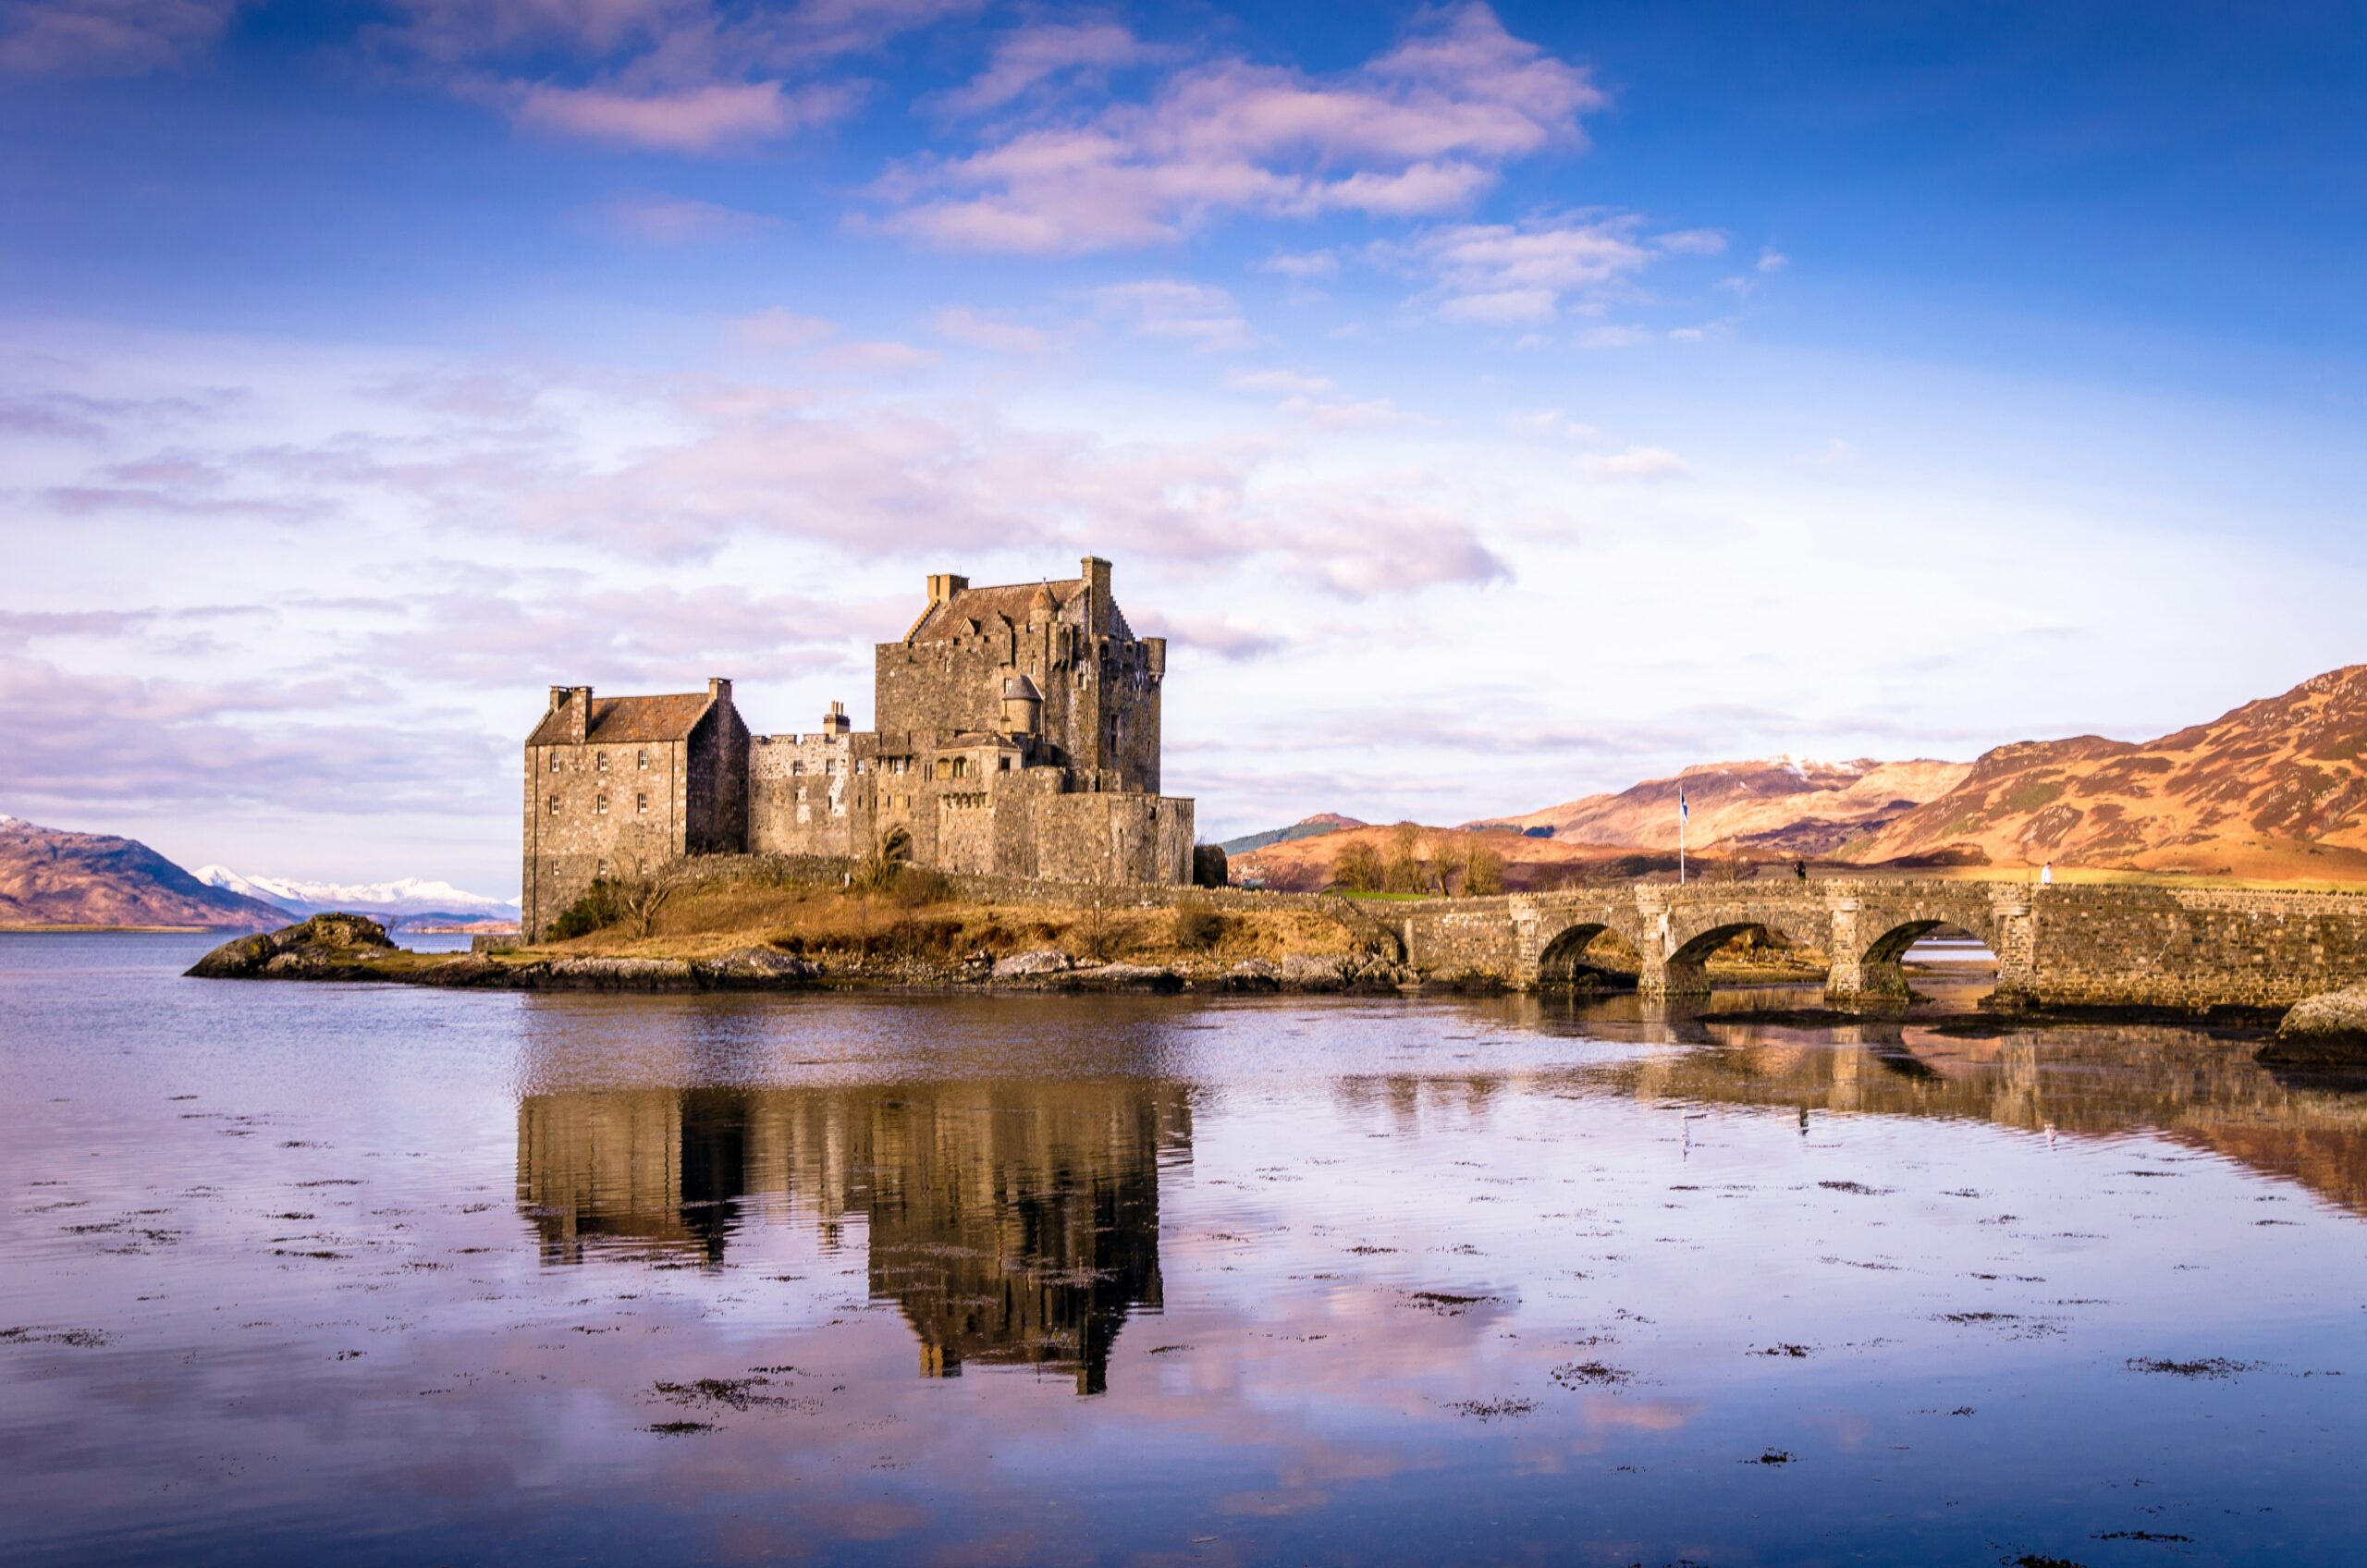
(1679, 787, 1686, 886)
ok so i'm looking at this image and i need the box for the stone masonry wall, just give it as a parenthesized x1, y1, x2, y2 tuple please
(1400, 879, 2367, 1012)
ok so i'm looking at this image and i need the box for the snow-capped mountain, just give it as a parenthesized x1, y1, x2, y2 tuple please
(193, 866, 520, 921)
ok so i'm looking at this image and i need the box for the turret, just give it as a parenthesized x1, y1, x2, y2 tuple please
(1000, 673, 1043, 738)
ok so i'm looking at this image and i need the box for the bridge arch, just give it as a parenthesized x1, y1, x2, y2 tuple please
(1535, 922, 1642, 988)
(1643, 910, 1832, 998)
(1829, 893, 2005, 1007)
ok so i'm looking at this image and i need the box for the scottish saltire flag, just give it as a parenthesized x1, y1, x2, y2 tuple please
(1680, 787, 1689, 823)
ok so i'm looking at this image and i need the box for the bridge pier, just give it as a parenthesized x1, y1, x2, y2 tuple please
(1634, 900, 1710, 1000)
(1823, 897, 1910, 1011)
(1987, 896, 2040, 1011)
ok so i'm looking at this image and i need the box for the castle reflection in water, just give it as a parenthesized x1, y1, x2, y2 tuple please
(514, 1003, 2367, 1397)
(517, 1082, 1189, 1393)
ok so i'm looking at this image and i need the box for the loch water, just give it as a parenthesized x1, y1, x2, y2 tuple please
(5, 934, 2364, 1566)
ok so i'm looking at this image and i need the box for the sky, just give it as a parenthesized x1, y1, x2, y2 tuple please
(3, 0, 2363, 896)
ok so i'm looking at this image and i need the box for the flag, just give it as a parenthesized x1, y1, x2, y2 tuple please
(1679, 787, 1688, 824)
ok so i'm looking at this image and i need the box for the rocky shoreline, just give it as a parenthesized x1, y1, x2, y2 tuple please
(186, 913, 1433, 995)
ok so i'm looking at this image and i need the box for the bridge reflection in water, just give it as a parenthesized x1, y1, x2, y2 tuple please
(516, 1081, 1189, 1392)
(1494, 988, 2367, 1217)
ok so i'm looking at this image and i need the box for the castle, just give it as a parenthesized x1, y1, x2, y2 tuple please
(521, 557, 1194, 937)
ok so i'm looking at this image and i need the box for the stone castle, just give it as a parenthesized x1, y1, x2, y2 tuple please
(521, 557, 1193, 937)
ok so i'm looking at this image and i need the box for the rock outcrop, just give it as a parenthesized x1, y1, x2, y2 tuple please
(2260, 986, 2367, 1064)
(992, 949, 1074, 979)
(187, 913, 398, 978)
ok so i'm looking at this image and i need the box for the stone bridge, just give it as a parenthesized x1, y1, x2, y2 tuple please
(1395, 879, 2367, 1012)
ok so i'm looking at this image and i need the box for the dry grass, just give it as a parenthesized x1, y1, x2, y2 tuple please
(537, 872, 1360, 968)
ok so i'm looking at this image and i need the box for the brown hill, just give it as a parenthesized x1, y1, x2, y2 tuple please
(1229, 821, 1660, 894)
(1471, 757, 1970, 854)
(1840, 666, 2367, 880)
(0, 816, 289, 929)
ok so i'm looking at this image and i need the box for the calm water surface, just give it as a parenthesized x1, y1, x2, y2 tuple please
(6, 934, 2365, 1566)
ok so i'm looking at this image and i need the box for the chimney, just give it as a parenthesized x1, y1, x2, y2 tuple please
(926, 572, 969, 606)
(822, 700, 851, 737)
(551, 684, 590, 744)
(706, 677, 732, 709)
(1081, 556, 1111, 634)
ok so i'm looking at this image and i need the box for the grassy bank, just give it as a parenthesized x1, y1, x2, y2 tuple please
(531, 868, 1367, 974)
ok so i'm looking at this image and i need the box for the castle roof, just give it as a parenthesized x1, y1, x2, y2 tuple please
(528, 692, 714, 747)
(905, 578, 1134, 644)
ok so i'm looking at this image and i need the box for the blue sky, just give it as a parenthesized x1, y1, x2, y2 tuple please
(3, 0, 2362, 893)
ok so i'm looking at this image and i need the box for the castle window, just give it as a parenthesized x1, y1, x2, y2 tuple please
(636, 750, 648, 770)
(635, 793, 648, 814)
(824, 759, 835, 776)
(549, 754, 562, 773)
(595, 752, 608, 772)
(547, 795, 560, 815)
(596, 858, 607, 876)
(792, 760, 804, 776)
(595, 794, 608, 815)
(1000, 755, 1012, 772)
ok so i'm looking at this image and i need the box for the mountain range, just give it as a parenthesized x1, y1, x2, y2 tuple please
(192, 865, 521, 924)
(0, 816, 291, 929)
(1229, 664, 2367, 890)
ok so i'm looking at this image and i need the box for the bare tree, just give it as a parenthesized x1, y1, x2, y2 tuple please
(618, 856, 683, 939)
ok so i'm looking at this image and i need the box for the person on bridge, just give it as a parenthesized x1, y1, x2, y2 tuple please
(1793, 860, 1808, 881)
(2042, 861, 2054, 886)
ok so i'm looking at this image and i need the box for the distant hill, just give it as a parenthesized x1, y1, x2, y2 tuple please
(1471, 757, 1969, 854)
(1218, 813, 1365, 856)
(0, 816, 289, 929)
(1839, 666, 2367, 879)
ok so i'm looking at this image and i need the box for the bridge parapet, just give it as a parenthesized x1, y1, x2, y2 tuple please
(1398, 877, 2367, 1014)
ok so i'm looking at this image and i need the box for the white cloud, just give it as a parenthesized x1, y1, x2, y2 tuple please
(596, 195, 774, 242)
(937, 20, 1167, 116)
(928, 307, 1055, 358)
(376, 0, 973, 153)
(1258, 250, 1339, 279)
(0, 0, 242, 77)
(1405, 214, 1654, 325)
(1653, 227, 1727, 255)
(514, 79, 857, 153)
(730, 307, 838, 351)
(1758, 247, 1788, 273)
(1508, 409, 1604, 443)
(1582, 445, 1688, 481)
(871, 4, 1600, 252)
(1226, 369, 1333, 396)
(1094, 280, 1252, 349)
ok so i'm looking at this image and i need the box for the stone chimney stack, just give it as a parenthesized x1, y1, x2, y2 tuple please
(822, 700, 851, 737)
(1081, 556, 1112, 635)
(549, 685, 592, 743)
(926, 572, 970, 606)
(706, 677, 732, 709)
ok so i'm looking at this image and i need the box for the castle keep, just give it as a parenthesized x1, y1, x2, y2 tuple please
(521, 557, 1193, 937)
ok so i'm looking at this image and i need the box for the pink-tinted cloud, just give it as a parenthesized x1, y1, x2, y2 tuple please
(595, 194, 775, 242)
(938, 19, 1167, 116)
(873, 4, 1600, 252)
(1404, 214, 1656, 324)
(516, 78, 856, 152)
(379, 0, 975, 153)
(0, 0, 240, 78)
